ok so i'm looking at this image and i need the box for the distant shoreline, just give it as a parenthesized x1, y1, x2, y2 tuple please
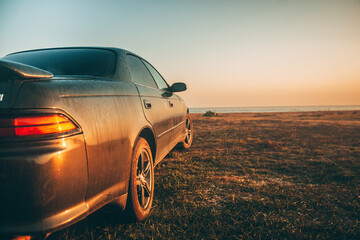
(189, 105, 360, 114)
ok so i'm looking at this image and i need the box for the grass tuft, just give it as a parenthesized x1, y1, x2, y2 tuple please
(203, 110, 218, 117)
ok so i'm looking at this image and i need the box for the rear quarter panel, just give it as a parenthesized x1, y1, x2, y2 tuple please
(13, 78, 148, 209)
(0, 134, 88, 233)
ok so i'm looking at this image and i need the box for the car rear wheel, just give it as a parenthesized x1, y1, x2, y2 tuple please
(126, 137, 154, 221)
(180, 116, 193, 149)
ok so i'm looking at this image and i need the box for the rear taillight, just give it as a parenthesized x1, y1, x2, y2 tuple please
(0, 114, 79, 137)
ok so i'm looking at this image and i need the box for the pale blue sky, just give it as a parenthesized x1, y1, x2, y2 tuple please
(1, 0, 359, 107)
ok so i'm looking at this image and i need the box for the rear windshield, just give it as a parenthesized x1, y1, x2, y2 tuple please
(3, 48, 116, 77)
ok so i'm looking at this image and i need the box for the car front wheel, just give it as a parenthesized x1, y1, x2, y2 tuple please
(127, 137, 154, 221)
(180, 116, 193, 149)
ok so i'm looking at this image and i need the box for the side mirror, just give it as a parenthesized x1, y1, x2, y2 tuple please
(169, 82, 187, 92)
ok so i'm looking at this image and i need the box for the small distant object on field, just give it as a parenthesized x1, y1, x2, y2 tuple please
(203, 110, 218, 117)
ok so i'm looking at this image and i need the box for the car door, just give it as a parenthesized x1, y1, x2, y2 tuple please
(141, 60, 187, 148)
(126, 55, 172, 162)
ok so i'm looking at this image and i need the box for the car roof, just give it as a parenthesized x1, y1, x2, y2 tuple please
(6, 47, 138, 57)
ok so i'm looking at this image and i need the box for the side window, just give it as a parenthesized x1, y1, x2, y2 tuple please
(126, 55, 157, 88)
(142, 60, 169, 91)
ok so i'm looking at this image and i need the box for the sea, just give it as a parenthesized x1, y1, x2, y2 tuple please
(189, 105, 360, 114)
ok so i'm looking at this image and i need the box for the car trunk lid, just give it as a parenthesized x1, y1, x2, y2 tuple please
(0, 60, 53, 109)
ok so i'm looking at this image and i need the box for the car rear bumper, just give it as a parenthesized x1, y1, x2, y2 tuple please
(0, 134, 88, 235)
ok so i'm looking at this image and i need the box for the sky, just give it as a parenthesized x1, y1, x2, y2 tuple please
(0, 0, 359, 107)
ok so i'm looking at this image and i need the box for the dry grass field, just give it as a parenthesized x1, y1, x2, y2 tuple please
(50, 111, 360, 239)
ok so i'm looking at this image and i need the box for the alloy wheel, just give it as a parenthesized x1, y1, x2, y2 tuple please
(136, 149, 152, 209)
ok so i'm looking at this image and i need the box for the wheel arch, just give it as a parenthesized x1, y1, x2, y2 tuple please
(138, 127, 156, 163)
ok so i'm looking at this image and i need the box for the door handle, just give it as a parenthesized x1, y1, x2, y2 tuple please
(169, 101, 174, 108)
(144, 99, 152, 109)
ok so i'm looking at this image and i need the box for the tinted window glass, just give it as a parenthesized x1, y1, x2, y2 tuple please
(142, 60, 169, 90)
(126, 55, 157, 88)
(4, 49, 116, 77)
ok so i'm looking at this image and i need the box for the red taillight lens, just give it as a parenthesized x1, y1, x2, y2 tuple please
(0, 114, 78, 137)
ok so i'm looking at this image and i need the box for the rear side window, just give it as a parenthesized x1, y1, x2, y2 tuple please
(142, 60, 169, 90)
(126, 55, 157, 88)
(3, 49, 116, 77)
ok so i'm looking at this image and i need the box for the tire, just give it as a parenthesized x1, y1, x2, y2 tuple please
(126, 137, 154, 221)
(180, 116, 193, 149)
